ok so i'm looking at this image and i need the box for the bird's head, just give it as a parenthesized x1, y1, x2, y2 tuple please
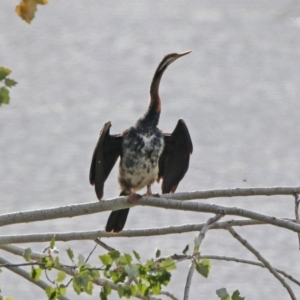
(156, 50, 192, 73)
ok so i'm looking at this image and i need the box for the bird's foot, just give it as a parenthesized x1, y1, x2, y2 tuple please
(143, 192, 160, 197)
(128, 193, 142, 204)
(151, 193, 160, 197)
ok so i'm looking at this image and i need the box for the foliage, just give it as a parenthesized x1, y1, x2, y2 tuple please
(216, 288, 245, 300)
(15, 0, 48, 24)
(0, 67, 17, 107)
(0, 237, 222, 299)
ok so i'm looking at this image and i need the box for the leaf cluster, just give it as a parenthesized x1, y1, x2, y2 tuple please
(15, 0, 48, 24)
(216, 288, 245, 300)
(0, 67, 17, 106)
(99, 249, 176, 299)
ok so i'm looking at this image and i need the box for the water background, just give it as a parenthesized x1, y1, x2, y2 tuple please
(1, 1, 300, 298)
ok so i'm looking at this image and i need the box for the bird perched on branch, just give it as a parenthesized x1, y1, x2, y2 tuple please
(90, 51, 193, 233)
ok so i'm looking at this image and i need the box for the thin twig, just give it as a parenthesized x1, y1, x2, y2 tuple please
(66, 242, 98, 288)
(183, 213, 224, 300)
(160, 290, 178, 300)
(201, 254, 300, 287)
(85, 243, 98, 262)
(227, 227, 296, 300)
(0, 255, 70, 300)
(94, 238, 116, 251)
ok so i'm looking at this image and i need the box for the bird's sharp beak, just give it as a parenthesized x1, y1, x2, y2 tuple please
(176, 50, 193, 59)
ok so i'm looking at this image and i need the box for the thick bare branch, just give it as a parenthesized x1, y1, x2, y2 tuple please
(0, 219, 264, 244)
(0, 187, 299, 228)
(0, 202, 299, 236)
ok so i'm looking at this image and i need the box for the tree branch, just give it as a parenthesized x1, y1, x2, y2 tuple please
(201, 254, 300, 287)
(294, 193, 300, 249)
(0, 187, 299, 227)
(0, 219, 265, 244)
(227, 227, 296, 300)
(183, 213, 224, 300)
(160, 290, 178, 300)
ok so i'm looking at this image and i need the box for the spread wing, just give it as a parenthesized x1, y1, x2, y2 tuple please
(89, 121, 122, 200)
(158, 119, 193, 193)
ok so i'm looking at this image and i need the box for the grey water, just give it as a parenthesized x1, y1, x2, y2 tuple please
(1, 0, 300, 298)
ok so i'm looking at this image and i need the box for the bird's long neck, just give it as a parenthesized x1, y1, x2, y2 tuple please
(137, 59, 170, 127)
(137, 56, 172, 128)
(149, 59, 168, 112)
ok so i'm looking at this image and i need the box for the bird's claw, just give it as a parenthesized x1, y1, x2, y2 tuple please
(128, 193, 142, 204)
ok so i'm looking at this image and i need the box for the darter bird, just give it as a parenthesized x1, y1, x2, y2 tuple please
(90, 51, 193, 233)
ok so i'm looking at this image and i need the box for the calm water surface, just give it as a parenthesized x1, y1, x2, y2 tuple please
(1, 1, 300, 298)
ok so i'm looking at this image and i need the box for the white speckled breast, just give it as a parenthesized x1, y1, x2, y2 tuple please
(118, 126, 164, 193)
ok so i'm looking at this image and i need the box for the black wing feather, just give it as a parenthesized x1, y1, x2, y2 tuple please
(89, 121, 122, 200)
(158, 119, 193, 193)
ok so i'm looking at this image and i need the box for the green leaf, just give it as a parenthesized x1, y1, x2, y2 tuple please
(54, 256, 60, 268)
(137, 282, 148, 296)
(125, 264, 139, 279)
(0, 67, 11, 81)
(124, 253, 132, 264)
(39, 256, 54, 269)
(45, 286, 56, 299)
(108, 250, 120, 260)
(78, 254, 85, 267)
(23, 248, 32, 262)
(0, 87, 10, 105)
(123, 286, 132, 298)
(50, 236, 55, 249)
(56, 271, 66, 283)
(216, 288, 230, 300)
(155, 248, 161, 258)
(86, 280, 93, 295)
(72, 277, 82, 295)
(66, 248, 74, 260)
(151, 282, 161, 295)
(73, 271, 92, 295)
(117, 285, 124, 298)
(160, 257, 176, 271)
(232, 290, 245, 300)
(156, 269, 172, 286)
(5, 78, 17, 88)
(130, 284, 138, 297)
(30, 267, 42, 280)
(100, 290, 108, 300)
(99, 254, 112, 266)
(132, 250, 140, 261)
(5, 298, 14, 300)
(89, 268, 100, 279)
(182, 244, 189, 255)
(103, 284, 111, 295)
(195, 259, 211, 278)
(58, 284, 67, 296)
(110, 269, 127, 284)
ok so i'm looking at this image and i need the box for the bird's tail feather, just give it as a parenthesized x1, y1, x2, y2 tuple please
(105, 191, 130, 233)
